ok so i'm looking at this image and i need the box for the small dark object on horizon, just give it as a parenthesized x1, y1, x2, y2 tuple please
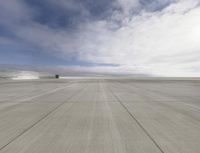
(55, 74, 59, 79)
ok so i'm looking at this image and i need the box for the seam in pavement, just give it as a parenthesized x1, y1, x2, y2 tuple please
(119, 82, 200, 112)
(108, 84, 165, 153)
(0, 84, 88, 151)
(0, 83, 76, 115)
(1, 82, 74, 103)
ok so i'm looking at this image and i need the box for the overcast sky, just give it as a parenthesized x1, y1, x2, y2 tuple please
(1, 0, 200, 76)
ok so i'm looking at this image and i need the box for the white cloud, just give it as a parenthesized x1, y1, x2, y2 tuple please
(12, 71, 39, 80)
(70, 0, 200, 76)
(1, 0, 200, 76)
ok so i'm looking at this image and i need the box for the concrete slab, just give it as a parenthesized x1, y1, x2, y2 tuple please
(0, 78, 199, 153)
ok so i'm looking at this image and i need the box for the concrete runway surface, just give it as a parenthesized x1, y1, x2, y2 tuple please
(0, 78, 200, 153)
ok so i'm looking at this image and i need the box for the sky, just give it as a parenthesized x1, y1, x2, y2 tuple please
(1, 0, 200, 76)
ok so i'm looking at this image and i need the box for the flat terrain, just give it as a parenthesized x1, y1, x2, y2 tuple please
(0, 78, 200, 153)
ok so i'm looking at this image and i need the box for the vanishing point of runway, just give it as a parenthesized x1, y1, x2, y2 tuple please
(0, 78, 200, 153)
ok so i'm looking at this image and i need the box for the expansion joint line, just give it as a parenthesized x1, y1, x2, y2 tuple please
(108, 84, 165, 153)
(0, 83, 88, 151)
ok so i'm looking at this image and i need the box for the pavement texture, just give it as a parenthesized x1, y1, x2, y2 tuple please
(0, 78, 200, 153)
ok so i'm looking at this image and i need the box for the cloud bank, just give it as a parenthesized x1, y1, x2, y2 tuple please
(1, 0, 200, 76)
